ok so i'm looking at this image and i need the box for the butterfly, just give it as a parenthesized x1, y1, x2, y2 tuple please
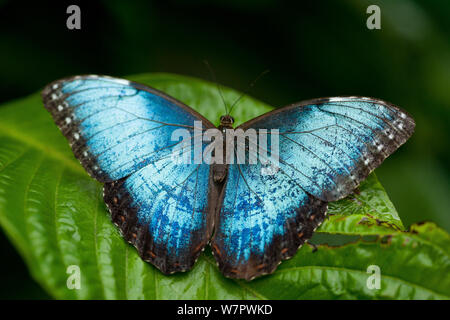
(42, 75, 415, 280)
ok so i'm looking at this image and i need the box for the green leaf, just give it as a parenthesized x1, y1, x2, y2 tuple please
(0, 73, 448, 299)
(321, 173, 404, 235)
(259, 221, 450, 299)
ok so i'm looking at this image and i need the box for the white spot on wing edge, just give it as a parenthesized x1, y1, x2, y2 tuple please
(111, 78, 131, 85)
(326, 96, 384, 104)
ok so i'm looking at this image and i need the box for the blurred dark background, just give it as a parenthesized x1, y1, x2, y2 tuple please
(0, 0, 448, 299)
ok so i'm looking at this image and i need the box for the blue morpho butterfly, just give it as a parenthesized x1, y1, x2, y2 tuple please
(42, 75, 415, 280)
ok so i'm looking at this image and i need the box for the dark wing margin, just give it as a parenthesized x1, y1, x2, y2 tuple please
(103, 178, 210, 274)
(212, 186, 327, 281)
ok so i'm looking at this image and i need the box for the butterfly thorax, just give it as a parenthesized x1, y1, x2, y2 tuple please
(218, 114, 234, 130)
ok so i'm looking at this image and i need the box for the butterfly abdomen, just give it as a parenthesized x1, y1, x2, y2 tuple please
(213, 163, 228, 183)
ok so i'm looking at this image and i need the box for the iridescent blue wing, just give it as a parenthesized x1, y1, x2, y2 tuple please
(212, 97, 415, 280)
(42, 75, 215, 273)
(103, 158, 212, 274)
(212, 160, 328, 280)
(42, 75, 212, 182)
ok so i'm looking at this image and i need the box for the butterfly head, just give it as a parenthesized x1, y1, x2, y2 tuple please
(220, 115, 235, 128)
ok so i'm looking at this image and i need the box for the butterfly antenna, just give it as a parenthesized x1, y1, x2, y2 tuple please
(203, 60, 229, 114)
(227, 69, 270, 115)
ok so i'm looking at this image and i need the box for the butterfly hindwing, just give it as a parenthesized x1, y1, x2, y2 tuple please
(104, 159, 213, 274)
(211, 161, 327, 280)
(212, 97, 414, 280)
(43, 75, 215, 274)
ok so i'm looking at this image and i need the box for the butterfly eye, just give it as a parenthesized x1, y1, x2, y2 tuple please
(230, 116, 235, 123)
(220, 116, 225, 121)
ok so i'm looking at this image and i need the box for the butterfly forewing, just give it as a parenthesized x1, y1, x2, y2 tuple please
(42, 75, 214, 182)
(238, 97, 415, 202)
